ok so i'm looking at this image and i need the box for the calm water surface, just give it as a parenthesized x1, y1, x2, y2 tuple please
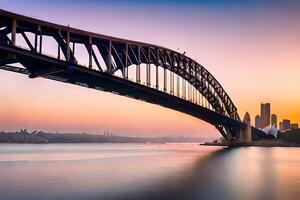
(0, 143, 299, 200)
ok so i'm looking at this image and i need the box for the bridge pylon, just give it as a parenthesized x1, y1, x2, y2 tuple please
(235, 112, 252, 144)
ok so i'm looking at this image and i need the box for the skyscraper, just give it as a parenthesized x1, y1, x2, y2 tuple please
(282, 119, 291, 131)
(260, 103, 265, 127)
(264, 103, 271, 127)
(271, 114, 277, 127)
(279, 122, 283, 131)
(255, 115, 262, 129)
(260, 103, 271, 128)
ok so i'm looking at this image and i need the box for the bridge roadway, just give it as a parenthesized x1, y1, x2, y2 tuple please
(0, 9, 265, 140)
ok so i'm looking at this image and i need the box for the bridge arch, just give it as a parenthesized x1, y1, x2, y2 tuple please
(109, 47, 240, 122)
(0, 9, 243, 139)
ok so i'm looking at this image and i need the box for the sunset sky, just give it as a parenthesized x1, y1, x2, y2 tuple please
(0, 0, 299, 138)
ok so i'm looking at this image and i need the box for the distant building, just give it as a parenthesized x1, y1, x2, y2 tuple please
(279, 122, 284, 131)
(282, 119, 291, 131)
(291, 123, 299, 130)
(260, 103, 271, 128)
(271, 114, 277, 127)
(264, 103, 271, 127)
(260, 103, 265, 127)
(255, 115, 262, 129)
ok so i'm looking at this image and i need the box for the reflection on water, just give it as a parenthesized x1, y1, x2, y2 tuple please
(0, 144, 299, 200)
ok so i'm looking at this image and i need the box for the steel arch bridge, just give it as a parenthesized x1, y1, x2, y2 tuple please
(0, 10, 261, 141)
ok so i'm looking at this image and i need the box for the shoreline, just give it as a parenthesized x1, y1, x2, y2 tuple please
(201, 142, 300, 147)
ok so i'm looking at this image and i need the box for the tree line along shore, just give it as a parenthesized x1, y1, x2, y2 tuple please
(0, 130, 206, 144)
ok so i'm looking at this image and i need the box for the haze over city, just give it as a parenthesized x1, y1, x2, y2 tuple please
(0, 0, 299, 137)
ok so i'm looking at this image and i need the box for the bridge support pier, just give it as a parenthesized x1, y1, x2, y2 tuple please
(236, 112, 252, 144)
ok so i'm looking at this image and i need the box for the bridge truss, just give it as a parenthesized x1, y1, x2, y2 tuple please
(0, 9, 244, 139)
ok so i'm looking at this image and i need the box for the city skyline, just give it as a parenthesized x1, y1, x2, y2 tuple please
(255, 102, 298, 132)
(0, 0, 300, 137)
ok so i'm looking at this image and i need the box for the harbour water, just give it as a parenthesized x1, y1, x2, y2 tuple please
(0, 143, 299, 200)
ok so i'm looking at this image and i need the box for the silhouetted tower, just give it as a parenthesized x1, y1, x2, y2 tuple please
(279, 122, 283, 131)
(264, 103, 271, 127)
(260, 103, 265, 127)
(260, 103, 271, 128)
(271, 114, 277, 127)
(255, 115, 262, 129)
(282, 119, 291, 131)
